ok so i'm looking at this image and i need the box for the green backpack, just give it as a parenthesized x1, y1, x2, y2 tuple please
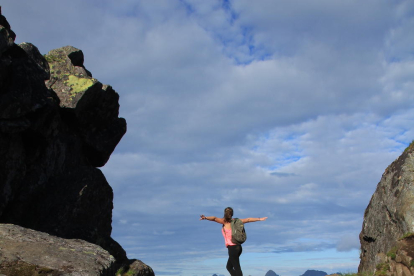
(231, 218, 247, 244)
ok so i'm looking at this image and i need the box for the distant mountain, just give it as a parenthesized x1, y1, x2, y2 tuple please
(300, 270, 327, 276)
(265, 270, 280, 276)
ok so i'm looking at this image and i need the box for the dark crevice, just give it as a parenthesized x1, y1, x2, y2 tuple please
(385, 206, 398, 225)
(363, 236, 376, 243)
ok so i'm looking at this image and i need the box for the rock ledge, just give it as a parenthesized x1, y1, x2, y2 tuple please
(0, 224, 115, 276)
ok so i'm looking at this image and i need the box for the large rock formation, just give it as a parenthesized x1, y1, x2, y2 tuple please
(359, 143, 414, 274)
(0, 8, 153, 275)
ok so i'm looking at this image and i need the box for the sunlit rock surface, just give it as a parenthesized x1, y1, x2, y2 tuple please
(359, 143, 414, 273)
(0, 224, 116, 276)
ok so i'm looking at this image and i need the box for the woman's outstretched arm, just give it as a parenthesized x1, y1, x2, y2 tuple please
(200, 214, 225, 224)
(241, 217, 268, 223)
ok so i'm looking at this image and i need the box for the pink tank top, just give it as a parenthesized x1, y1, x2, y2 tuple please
(222, 227, 236, 247)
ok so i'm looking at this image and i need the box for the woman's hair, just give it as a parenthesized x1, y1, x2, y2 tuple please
(224, 207, 233, 223)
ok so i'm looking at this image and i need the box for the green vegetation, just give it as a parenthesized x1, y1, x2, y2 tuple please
(116, 267, 135, 276)
(375, 263, 390, 276)
(404, 140, 414, 153)
(116, 267, 124, 275)
(44, 54, 65, 64)
(399, 232, 414, 240)
(342, 273, 358, 276)
(411, 260, 414, 267)
(386, 246, 398, 260)
(341, 272, 374, 276)
(116, 267, 125, 275)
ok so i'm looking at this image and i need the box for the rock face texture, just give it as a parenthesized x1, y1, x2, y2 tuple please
(385, 235, 414, 276)
(0, 8, 153, 275)
(116, 260, 154, 276)
(364, 234, 414, 276)
(0, 224, 116, 276)
(359, 143, 414, 273)
(45, 46, 126, 168)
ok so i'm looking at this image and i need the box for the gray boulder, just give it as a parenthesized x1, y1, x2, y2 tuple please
(116, 260, 154, 276)
(359, 143, 414, 273)
(0, 224, 116, 276)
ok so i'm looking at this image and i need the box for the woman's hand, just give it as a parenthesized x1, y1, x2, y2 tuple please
(260, 217, 268, 221)
(200, 214, 206, 220)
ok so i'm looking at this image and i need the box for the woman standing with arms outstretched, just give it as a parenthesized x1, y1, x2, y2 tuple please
(200, 207, 268, 276)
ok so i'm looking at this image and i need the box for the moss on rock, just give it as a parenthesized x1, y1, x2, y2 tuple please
(44, 53, 65, 64)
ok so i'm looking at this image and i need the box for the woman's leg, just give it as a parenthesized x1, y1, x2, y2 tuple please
(226, 245, 243, 276)
(226, 257, 236, 276)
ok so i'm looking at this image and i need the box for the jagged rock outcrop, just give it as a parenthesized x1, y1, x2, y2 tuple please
(0, 224, 116, 275)
(0, 8, 152, 275)
(359, 143, 414, 274)
(45, 45, 126, 167)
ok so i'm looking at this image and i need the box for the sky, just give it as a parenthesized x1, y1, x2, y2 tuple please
(2, 1, 414, 276)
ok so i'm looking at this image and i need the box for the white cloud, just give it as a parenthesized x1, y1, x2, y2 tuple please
(2, 1, 414, 275)
(336, 234, 360, 252)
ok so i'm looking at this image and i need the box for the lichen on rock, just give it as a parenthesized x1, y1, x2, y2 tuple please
(65, 75, 97, 95)
(44, 45, 127, 167)
(45, 45, 96, 108)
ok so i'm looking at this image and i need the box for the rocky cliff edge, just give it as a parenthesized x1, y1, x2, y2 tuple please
(0, 7, 153, 276)
(359, 142, 414, 275)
